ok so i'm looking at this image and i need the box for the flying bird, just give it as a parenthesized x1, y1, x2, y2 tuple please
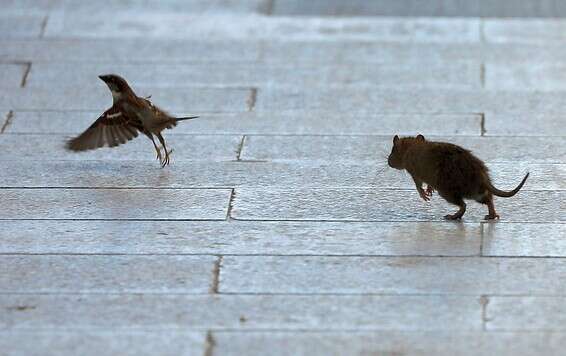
(66, 74, 198, 167)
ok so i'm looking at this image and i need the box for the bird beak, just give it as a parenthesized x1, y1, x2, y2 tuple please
(98, 75, 110, 83)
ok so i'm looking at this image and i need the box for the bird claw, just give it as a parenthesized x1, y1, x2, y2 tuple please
(425, 185, 434, 196)
(160, 149, 173, 168)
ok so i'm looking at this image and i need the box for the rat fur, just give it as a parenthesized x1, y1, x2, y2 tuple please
(387, 134, 529, 220)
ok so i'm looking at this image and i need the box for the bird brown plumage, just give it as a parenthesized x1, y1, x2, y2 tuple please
(66, 74, 198, 167)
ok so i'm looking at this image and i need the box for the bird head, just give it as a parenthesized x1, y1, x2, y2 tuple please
(99, 74, 133, 99)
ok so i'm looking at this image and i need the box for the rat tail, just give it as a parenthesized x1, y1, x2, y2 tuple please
(487, 172, 529, 197)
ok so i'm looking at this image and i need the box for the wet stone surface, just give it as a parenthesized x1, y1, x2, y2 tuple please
(1, 3, 565, 356)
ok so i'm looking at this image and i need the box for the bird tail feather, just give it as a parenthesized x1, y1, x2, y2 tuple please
(175, 116, 199, 121)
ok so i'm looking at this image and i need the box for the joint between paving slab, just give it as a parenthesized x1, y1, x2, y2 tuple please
(479, 19, 486, 43)
(480, 294, 490, 331)
(260, 0, 275, 15)
(210, 256, 223, 294)
(479, 222, 485, 256)
(39, 16, 49, 38)
(226, 188, 236, 220)
(204, 330, 216, 356)
(480, 113, 486, 136)
(0, 111, 14, 134)
(247, 88, 258, 112)
(236, 135, 246, 161)
(480, 63, 486, 88)
(20, 63, 32, 88)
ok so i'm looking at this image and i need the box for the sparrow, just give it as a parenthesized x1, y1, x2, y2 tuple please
(66, 74, 198, 167)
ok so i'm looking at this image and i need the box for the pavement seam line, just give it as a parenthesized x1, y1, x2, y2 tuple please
(480, 294, 490, 331)
(20, 63, 32, 88)
(263, 0, 275, 15)
(479, 222, 485, 256)
(480, 63, 486, 88)
(236, 135, 246, 161)
(0, 111, 14, 134)
(204, 330, 216, 356)
(479, 18, 486, 43)
(247, 88, 258, 111)
(226, 188, 236, 220)
(210, 256, 223, 294)
(39, 16, 49, 38)
(480, 113, 486, 136)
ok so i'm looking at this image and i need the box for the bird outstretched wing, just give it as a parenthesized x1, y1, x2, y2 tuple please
(66, 106, 144, 151)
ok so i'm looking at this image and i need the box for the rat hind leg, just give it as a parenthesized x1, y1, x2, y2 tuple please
(476, 192, 500, 220)
(438, 191, 466, 220)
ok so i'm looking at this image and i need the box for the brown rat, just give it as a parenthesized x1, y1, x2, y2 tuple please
(387, 134, 529, 220)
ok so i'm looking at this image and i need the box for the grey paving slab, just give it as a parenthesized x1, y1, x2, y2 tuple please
(482, 223, 566, 257)
(232, 189, 562, 222)
(0, 188, 230, 220)
(0, 134, 241, 162)
(0, 256, 215, 293)
(0, 15, 45, 39)
(0, 0, 60, 15)
(263, 41, 566, 68)
(57, 0, 268, 14)
(0, 331, 205, 356)
(0, 39, 261, 63)
(0, 294, 481, 331)
(241, 135, 565, 163)
(26, 61, 481, 90)
(255, 88, 566, 113)
(1, 161, 558, 191)
(0, 87, 250, 111)
(484, 19, 566, 44)
(486, 61, 566, 91)
(45, 15, 480, 42)
(220, 256, 566, 295)
(0, 64, 26, 89)
(271, 0, 566, 17)
(4, 111, 483, 135)
(484, 113, 566, 136)
(0, 221, 481, 256)
(213, 331, 566, 356)
(487, 297, 566, 331)
(263, 41, 484, 64)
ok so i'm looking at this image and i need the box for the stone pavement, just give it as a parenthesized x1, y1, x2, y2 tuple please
(1, 1, 566, 355)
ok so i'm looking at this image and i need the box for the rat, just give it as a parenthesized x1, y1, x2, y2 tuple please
(387, 134, 529, 220)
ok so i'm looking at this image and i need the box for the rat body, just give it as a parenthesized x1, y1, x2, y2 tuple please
(387, 134, 529, 220)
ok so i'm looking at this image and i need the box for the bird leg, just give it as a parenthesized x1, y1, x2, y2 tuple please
(148, 134, 163, 163)
(156, 133, 172, 167)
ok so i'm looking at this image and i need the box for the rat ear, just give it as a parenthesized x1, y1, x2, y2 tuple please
(393, 135, 399, 144)
(416, 134, 425, 141)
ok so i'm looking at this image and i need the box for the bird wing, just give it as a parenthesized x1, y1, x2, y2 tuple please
(66, 106, 144, 151)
